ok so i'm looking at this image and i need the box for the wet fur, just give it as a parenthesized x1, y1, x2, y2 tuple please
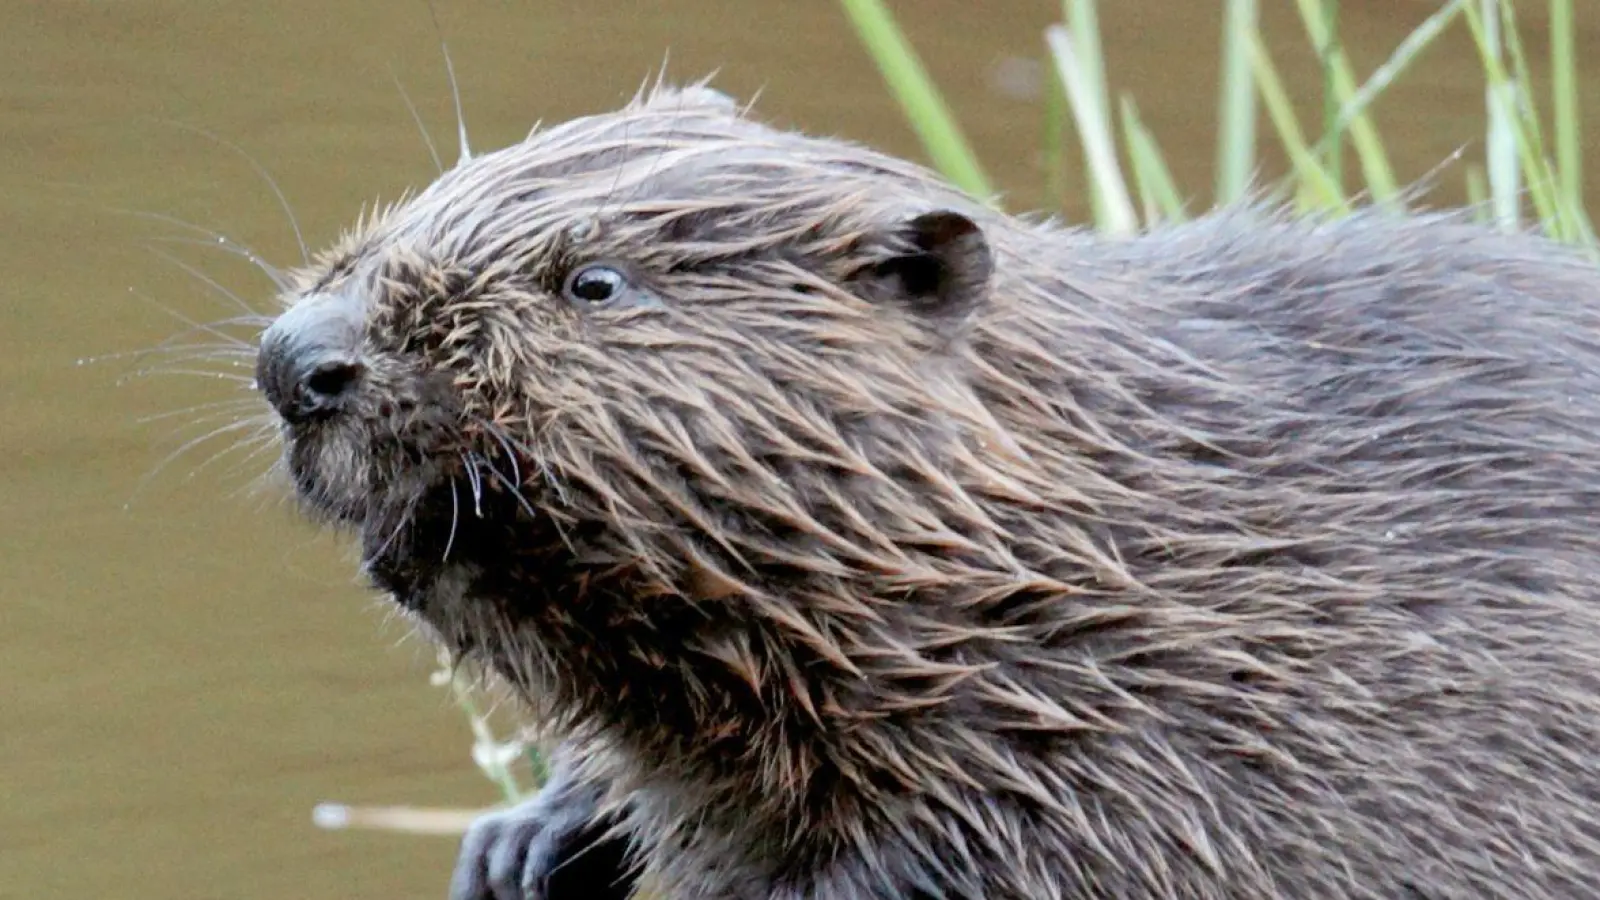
(263, 81, 1600, 899)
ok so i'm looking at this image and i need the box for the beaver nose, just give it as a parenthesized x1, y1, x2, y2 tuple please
(256, 292, 367, 425)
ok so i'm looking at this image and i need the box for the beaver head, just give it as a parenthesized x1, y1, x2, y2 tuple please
(254, 82, 1017, 760)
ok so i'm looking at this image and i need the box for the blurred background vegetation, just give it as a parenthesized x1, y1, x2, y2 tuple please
(0, 1, 1592, 898)
(847, 0, 1591, 250)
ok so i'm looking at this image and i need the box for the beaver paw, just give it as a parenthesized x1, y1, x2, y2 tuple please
(447, 780, 633, 900)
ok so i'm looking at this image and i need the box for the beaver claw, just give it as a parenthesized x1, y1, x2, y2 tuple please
(447, 769, 634, 900)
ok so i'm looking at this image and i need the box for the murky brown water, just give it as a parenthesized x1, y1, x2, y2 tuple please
(3, 1, 1596, 897)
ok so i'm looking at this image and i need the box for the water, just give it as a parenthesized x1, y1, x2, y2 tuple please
(2, 1, 1594, 897)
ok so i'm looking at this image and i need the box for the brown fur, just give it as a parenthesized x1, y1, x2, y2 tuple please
(254, 81, 1600, 899)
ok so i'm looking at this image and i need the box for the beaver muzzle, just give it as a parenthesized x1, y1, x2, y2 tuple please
(256, 292, 368, 426)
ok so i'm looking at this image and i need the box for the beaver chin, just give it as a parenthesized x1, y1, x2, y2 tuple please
(267, 414, 452, 607)
(358, 503, 449, 614)
(269, 397, 534, 620)
(354, 463, 536, 617)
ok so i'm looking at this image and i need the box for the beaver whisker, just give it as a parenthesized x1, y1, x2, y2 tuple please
(143, 245, 277, 324)
(217, 420, 282, 466)
(526, 448, 575, 517)
(86, 341, 259, 374)
(129, 354, 260, 379)
(474, 455, 539, 522)
(150, 411, 270, 468)
(185, 417, 281, 485)
(136, 397, 264, 426)
(477, 421, 526, 493)
(110, 207, 288, 292)
(364, 514, 411, 571)
(443, 476, 460, 563)
(386, 63, 444, 176)
(145, 236, 290, 294)
(127, 414, 274, 510)
(151, 406, 275, 468)
(149, 117, 309, 266)
(461, 451, 485, 517)
(468, 451, 515, 513)
(115, 304, 273, 356)
(107, 318, 261, 415)
(143, 316, 269, 350)
(123, 353, 257, 381)
(116, 343, 260, 381)
(218, 435, 292, 503)
(118, 281, 267, 360)
(119, 343, 262, 374)
(422, 0, 471, 167)
(121, 367, 256, 386)
(590, 113, 635, 226)
(601, 71, 718, 225)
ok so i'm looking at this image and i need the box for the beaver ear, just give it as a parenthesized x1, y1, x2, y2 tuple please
(856, 209, 993, 323)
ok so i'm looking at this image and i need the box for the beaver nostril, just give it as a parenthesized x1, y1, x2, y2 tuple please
(304, 360, 364, 401)
(256, 291, 368, 426)
(286, 358, 365, 423)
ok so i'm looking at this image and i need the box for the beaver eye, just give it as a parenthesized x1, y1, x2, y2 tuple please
(564, 264, 628, 307)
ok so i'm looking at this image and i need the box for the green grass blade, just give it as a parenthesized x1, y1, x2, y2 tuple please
(836, 0, 995, 200)
(1459, 0, 1595, 248)
(1324, 0, 1465, 148)
(1292, 0, 1399, 202)
(1465, 164, 1491, 223)
(1496, 0, 1575, 239)
(1551, 0, 1580, 211)
(1247, 29, 1349, 213)
(1046, 22, 1138, 234)
(1042, 55, 1071, 211)
(1215, 0, 1258, 206)
(1067, 0, 1108, 109)
(1121, 93, 1187, 224)
(1462, 0, 1525, 231)
(1066, 0, 1119, 229)
(1546, 0, 1592, 254)
(1318, 0, 1344, 194)
(1499, 0, 1593, 247)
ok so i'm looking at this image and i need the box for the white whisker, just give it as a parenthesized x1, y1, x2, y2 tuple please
(80, 338, 258, 367)
(127, 415, 272, 510)
(118, 367, 256, 385)
(121, 282, 262, 354)
(389, 63, 444, 175)
(141, 232, 288, 293)
(479, 460, 538, 521)
(150, 117, 310, 265)
(424, 0, 471, 166)
(137, 397, 262, 426)
(481, 421, 526, 490)
(443, 473, 461, 563)
(144, 244, 272, 323)
(183, 418, 280, 482)
(369, 495, 422, 567)
(464, 452, 485, 517)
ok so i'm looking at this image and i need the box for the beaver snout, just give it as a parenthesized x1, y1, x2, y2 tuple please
(256, 292, 367, 426)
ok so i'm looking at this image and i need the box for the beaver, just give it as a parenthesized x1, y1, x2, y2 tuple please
(251, 80, 1600, 900)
